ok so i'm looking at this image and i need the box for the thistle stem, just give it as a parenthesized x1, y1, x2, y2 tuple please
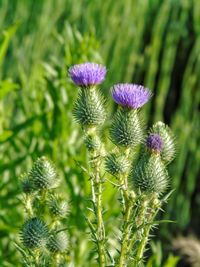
(133, 224, 151, 266)
(132, 196, 159, 266)
(118, 199, 132, 267)
(86, 127, 107, 267)
(118, 148, 132, 267)
(24, 195, 34, 217)
(96, 175, 106, 266)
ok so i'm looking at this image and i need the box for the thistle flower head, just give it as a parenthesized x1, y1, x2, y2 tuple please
(47, 231, 68, 253)
(68, 62, 106, 87)
(111, 83, 152, 109)
(29, 156, 60, 191)
(20, 217, 48, 249)
(146, 133, 163, 153)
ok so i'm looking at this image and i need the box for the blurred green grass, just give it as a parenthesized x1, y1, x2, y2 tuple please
(0, 0, 199, 266)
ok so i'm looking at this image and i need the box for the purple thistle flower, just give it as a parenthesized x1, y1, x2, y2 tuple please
(68, 62, 106, 87)
(146, 133, 163, 152)
(111, 83, 152, 109)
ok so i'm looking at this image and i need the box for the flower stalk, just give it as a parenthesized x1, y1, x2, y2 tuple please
(91, 142, 106, 265)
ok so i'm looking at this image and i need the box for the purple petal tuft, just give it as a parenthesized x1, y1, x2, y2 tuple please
(111, 83, 152, 109)
(146, 133, 163, 152)
(68, 62, 106, 87)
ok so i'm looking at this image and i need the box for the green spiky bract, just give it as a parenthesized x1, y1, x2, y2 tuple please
(18, 157, 69, 266)
(105, 153, 130, 176)
(20, 217, 49, 249)
(29, 156, 60, 191)
(110, 107, 143, 147)
(48, 194, 69, 218)
(47, 231, 68, 253)
(150, 121, 176, 164)
(131, 153, 169, 195)
(73, 87, 106, 126)
(21, 174, 34, 194)
(84, 133, 101, 151)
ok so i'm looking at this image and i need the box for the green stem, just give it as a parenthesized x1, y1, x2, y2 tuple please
(132, 196, 159, 266)
(86, 127, 107, 267)
(93, 153, 106, 267)
(118, 148, 133, 267)
(52, 254, 61, 267)
(24, 194, 34, 217)
(118, 199, 132, 267)
(134, 224, 151, 266)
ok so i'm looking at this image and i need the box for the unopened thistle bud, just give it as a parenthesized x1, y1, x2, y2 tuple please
(20, 217, 48, 249)
(84, 133, 101, 151)
(69, 63, 107, 126)
(20, 174, 34, 194)
(48, 194, 69, 218)
(110, 84, 152, 147)
(150, 121, 176, 164)
(105, 153, 130, 176)
(130, 154, 169, 195)
(47, 231, 68, 253)
(29, 157, 60, 191)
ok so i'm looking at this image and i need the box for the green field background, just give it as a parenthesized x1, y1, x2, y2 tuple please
(0, 0, 200, 266)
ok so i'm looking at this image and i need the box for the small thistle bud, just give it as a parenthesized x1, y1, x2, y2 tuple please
(29, 157, 60, 191)
(105, 153, 130, 176)
(84, 134, 101, 151)
(48, 194, 69, 218)
(146, 133, 163, 153)
(20, 217, 48, 249)
(150, 122, 176, 164)
(47, 231, 68, 253)
(20, 174, 34, 194)
(73, 88, 106, 126)
(130, 154, 169, 195)
(110, 108, 143, 147)
(68, 62, 106, 88)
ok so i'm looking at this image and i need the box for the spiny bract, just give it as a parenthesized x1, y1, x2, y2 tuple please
(20, 174, 33, 194)
(130, 154, 169, 195)
(73, 88, 106, 126)
(110, 108, 143, 147)
(84, 133, 101, 151)
(48, 194, 69, 218)
(29, 156, 60, 190)
(47, 231, 68, 253)
(105, 153, 130, 176)
(20, 217, 49, 249)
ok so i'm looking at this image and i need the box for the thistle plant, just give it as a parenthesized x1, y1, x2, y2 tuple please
(69, 62, 176, 267)
(17, 157, 69, 267)
(69, 63, 108, 266)
(16, 62, 176, 267)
